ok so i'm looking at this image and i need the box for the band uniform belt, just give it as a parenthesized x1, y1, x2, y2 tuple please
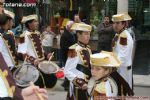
(127, 66, 131, 70)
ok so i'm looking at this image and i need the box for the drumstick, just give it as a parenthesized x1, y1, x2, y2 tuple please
(48, 52, 54, 61)
(30, 82, 44, 100)
(23, 55, 28, 65)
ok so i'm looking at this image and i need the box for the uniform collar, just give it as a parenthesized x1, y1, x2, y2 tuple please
(95, 77, 108, 84)
(28, 29, 36, 32)
(27, 29, 39, 35)
(78, 41, 88, 48)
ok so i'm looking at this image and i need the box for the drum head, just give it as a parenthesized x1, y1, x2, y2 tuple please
(38, 61, 59, 74)
(13, 63, 39, 87)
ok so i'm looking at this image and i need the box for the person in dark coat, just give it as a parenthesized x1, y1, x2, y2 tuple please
(60, 21, 76, 65)
(97, 16, 114, 52)
(60, 21, 76, 90)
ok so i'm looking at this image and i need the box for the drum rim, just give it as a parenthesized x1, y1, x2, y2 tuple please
(13, 63, 39, 87)
(38, 61, 59, 74)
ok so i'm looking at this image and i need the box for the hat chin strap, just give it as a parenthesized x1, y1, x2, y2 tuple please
(78, 41, 87, 47)
(117, 27, 125, 34)
(95, 76, 108, 83)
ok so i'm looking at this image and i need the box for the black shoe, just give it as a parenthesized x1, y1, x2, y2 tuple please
(64, 86, 69, 91)
(61, 78, 69, 91)
(61, 82, 69, 91)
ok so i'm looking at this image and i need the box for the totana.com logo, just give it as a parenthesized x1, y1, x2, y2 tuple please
(3, 3, 36, 7)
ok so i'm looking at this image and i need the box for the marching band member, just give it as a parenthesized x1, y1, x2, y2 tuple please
(18, 14, 45, 65)
(64, 23, 92, 100)
(17, 14, 55, 88)
(111, 13, 134, 89)
(0, 11, 20, 72)
(88, 51, 121, 99)
(88, 51, 134, 100)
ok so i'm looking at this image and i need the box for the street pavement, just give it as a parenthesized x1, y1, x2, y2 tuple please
(47, 79, 67, 100)
(133, 75, 150, 87)
(47, 75, 150, 100)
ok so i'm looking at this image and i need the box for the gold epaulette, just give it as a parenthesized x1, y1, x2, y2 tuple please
(68, 44, 78, 58)
(95, 81, 106, 94)
(7, 30, 14, 35)
(119, 32, 127, 45)
(19, 33, 25, 43)
(20, 33, 25, 37)
(35, 31, 40, 35)
(69, 43, 78, 49)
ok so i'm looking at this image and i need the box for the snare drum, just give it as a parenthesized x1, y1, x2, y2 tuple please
(13, 63, 40, 88)
(38, 61, 59, 88)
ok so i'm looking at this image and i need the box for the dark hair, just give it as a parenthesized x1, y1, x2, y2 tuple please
(74, 14, 79, 17)
(0, 14, 9, 26)
(104, 15, 109, 18)
(25, 19, 34, 29)
(121, 21, 126, 24)
(41, 25, 48, 32)
(76, 30, 83, 34)
(7, 16, 13, 20)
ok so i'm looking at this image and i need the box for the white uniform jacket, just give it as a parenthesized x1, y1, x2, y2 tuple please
(64, 43, 92, 97)
(112, 29, 133, 88)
